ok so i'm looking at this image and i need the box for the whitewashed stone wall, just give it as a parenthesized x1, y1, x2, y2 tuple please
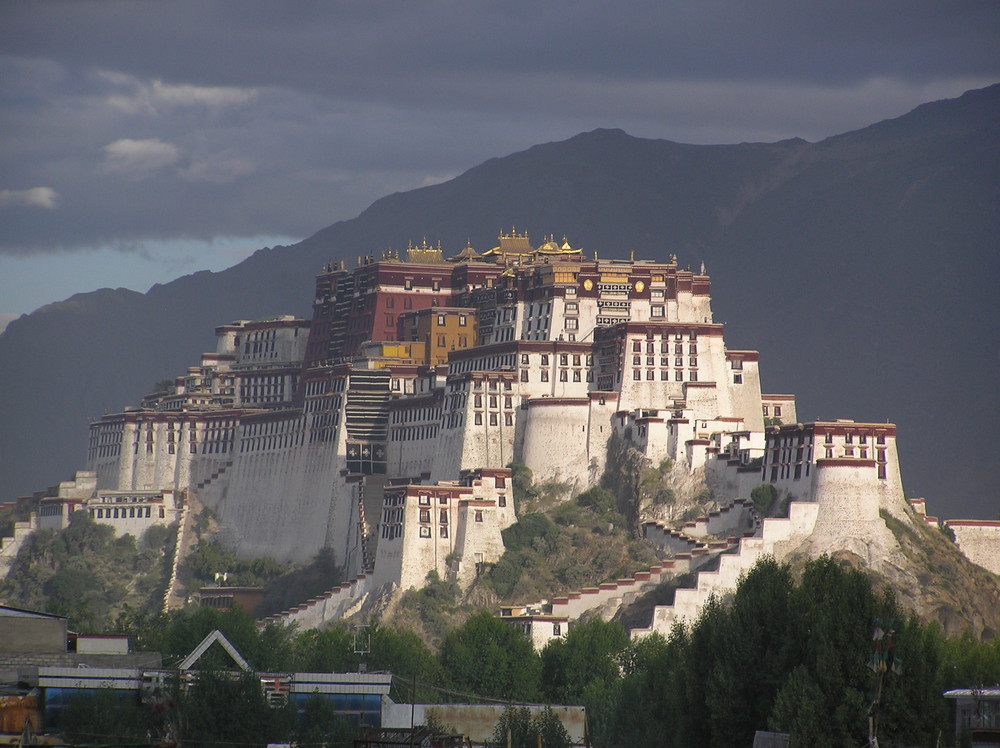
(946, 521, 1000, 575)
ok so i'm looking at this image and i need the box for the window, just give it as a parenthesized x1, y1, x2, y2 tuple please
(505, 413, 513, 426)
(440, 526, 449, 537)
(826, 448, 833, 458)
(573, 370, 581, 382)
(404, 279, 412, 290)
(437, 314, 446, 326)
(439, 495, 448, 504)
(661, 370, 669, 380)
(475, 413, 483, 425)
(633, 369, 641, 380)
(566, 302, 578, 312)
(559, 370, 568, 382)
(498, 494, 506, 507)
(633, 355, 642, 365)
(647, 369, 655, 380)
(774, 406, 782, 417)
(633, 341, 642, 352)
(432, 279, 440, 292)
(521, 354, 529, 365)
(763, 406, 769, 416)
(675, 344, 683, 354)
(675, 357, 683, 367)
(541, 370, 549, 382)
(845, 432, 853, 444)
(734, 374, 743, 384)
(490, 413, 498, 425)
(566, 318, 578, 331)
(690, 357, 698, 367)
(731, 359, 743, 370)
(675, 371, 683, 381)
(553, 623, 562, 636)
(560, 354, 568, 365)
(520, 369, 528, 382)
(419, 526, 431, 538)
(651, 306, 664, 317)
(459, 315, 467, 326)
(541, 354, 549, 366)
(418, 494, 430, 506)
(474, 394, 482, 407)
(440, 509, 449, 524)
(419, 509, 430, 523)
(474, 510, 484, 522)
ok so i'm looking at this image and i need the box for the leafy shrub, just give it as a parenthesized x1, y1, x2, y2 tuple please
(750, 483, 777, 516)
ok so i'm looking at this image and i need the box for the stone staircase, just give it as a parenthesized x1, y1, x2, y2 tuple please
(630, 500, 821, 637)
(260, 573, 376, 630)
(194, 458, 233, 491)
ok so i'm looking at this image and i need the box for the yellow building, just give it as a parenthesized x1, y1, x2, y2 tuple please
(398, 307, 477, 365)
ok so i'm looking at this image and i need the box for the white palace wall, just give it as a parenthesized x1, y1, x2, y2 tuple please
(945, 521, 1000, 575)
(520, 398, 591, 488)
(214, 413, 359, 566)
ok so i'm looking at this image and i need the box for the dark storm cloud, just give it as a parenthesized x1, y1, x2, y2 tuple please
(0, 0, 997, 256)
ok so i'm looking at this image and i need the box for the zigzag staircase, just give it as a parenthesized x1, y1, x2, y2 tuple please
(194, 458, 233, 491)
(630, 499, 821, 637)
(515, 499, 761, 625)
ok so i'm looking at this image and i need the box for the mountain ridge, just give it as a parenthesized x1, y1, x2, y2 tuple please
(1, 84, 998, 519)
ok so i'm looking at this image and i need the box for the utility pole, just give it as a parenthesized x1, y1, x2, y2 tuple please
(353, 623, 370, 673)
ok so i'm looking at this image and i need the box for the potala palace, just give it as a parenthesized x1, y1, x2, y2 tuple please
(4, 232, 998, 641)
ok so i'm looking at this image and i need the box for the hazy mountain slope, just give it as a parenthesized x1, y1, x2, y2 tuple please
(1, 84, 997, 519)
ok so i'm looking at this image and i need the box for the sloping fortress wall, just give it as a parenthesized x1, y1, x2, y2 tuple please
(945, 521, 1000, 575)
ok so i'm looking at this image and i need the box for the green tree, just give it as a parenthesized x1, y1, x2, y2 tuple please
(293, 625, 358, 672)
(541, 618, 628, 704)
(294, 692, 360, 747)
(439, 611, 541, 702)
(508, 461, 538, 505)
(704, 556, 798, 747)
(178, 669, 294, 747)
(768, 665, 828, 748)
(486, 705, 572, 748)
(601, 629, 682, 747)
(61, 688, 151, 745)
(369, 623, 444, 701)
(750, 483, 777, 516)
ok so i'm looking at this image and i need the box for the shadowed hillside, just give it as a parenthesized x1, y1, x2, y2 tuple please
(1, 84, 997, 519)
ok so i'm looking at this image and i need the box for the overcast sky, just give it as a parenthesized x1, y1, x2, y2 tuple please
(1, 0, 997, 329)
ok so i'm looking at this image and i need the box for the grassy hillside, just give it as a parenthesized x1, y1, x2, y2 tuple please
(0, 511, 175, 631)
